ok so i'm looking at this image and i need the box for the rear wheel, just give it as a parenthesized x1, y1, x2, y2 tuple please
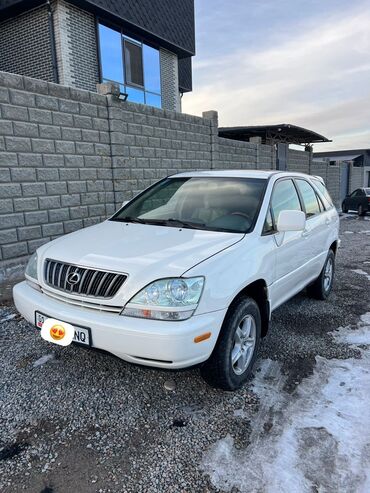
(201, 297, 261, 390)
(358, 205, 365, 216)
(307, 250, 335, 300)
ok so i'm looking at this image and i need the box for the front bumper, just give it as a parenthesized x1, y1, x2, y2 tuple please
(13, 281, 226, 369)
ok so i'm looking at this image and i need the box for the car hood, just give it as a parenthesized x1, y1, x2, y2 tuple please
(39, 221, 243, 293)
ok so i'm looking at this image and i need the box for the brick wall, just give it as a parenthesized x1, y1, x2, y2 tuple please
(53, 0, 99, 92)
(0, 5, 55, 82)
(160, 49, 181, 111)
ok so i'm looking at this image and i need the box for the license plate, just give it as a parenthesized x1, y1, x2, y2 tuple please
(35, 312, 91, 347)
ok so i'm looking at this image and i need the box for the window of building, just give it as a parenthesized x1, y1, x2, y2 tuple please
(271, 179, 302, 224)
(124, 40, 144, 87)
(98, 22, 162, 108)
(295, 179, 321, 217)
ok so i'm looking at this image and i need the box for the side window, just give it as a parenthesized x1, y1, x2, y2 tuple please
(312, 179, 334, 209)
(263, 207, 274, 234)
(351, 189, 360, 197)
(271, 179, 302, 224)
(295, 179, 321, 217)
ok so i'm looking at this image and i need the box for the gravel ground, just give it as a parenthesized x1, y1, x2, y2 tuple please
(0, 214, 369, 493)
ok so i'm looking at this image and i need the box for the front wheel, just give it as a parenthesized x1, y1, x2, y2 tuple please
(201, 297, 261, 390)
(307, 250, 335, 300)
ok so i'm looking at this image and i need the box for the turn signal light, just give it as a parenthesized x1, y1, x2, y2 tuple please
(194, 332, 211, 343)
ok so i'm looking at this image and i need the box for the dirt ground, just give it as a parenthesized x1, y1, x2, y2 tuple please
(0, 213, 369, 492)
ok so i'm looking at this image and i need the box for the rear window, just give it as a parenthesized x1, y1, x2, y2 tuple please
(311, 179, 334, 209)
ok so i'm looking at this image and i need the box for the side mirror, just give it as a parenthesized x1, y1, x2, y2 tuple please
(277, 210, 306, 232)
(122, 200, 129, 207)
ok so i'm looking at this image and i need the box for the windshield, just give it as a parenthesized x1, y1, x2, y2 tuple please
(110, 177, 267, 233)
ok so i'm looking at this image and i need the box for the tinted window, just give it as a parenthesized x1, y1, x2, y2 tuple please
(296, 179, 321, 217)
(143, 45, 161, 94)
(311, 179, 334, 208)
(111, 177, 267, 233)
(98, 22, 161, 107)
(271, 179, 301, 223)
(99, 24, 123, 83)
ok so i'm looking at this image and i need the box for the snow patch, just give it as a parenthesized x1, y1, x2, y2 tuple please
(0, 314, 16, 323)
(352, 269, 370, 281)
(202, 316, 370, 492)
(32, 354, 55, 368)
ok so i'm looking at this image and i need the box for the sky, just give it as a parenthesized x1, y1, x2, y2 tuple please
(182, 0, 370, 152)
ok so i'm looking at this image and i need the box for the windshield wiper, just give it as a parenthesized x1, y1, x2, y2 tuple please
(114, 216, 146, 224)
(154, 218, 208, 230)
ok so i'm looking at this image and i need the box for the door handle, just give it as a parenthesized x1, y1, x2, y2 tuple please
(302, 229, 310, 238)
(325, 218, 331, 225)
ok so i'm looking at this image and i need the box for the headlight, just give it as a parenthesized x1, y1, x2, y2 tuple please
(25, 252, 38, 281)
(121, 277, 204, 321)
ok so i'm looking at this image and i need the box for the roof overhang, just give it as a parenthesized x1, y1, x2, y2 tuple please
(219, 124, 331, 146)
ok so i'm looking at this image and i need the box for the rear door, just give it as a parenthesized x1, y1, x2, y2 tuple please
(294, 178, 328, 277)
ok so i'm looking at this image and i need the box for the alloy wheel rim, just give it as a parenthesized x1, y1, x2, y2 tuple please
(231, 314, 256, 375)
(324, 258, 333, 292)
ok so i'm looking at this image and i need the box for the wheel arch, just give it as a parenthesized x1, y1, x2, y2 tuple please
(226, 279, 271, 338)
(329, 240, 339, 256)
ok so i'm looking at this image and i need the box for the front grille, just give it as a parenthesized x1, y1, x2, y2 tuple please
(42, 287, 123, 313)
(44, 259, 127, 299)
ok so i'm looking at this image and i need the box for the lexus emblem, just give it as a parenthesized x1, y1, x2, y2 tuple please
(67, 271, 81, 285)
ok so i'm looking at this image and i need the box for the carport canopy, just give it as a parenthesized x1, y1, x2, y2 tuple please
(218, 124, 331, 146)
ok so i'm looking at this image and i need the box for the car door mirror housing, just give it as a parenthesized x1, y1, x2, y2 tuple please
(276, 210, 306, 232)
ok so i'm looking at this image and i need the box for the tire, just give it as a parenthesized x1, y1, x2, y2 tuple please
(358, 205, 365, 216)
(307, 250, 335, 300)
(201, 297, 261, 390)
(342, 203, 348, 213)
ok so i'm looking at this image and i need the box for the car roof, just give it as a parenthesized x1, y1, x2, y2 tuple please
(171, 169, 315, 180)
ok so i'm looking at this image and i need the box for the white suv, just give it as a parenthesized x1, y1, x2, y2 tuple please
(13, 170, 339, 390)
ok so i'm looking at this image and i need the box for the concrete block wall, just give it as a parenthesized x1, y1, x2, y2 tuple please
(0, 72, 114, 263)
(107, 97, 212, 202)
(259, 144, 276, 170)
(287, 148, 310, 173)
(218, 138, 259, 169)
(349, 164, 364, 193)
(0, 70, 345, 279)
(0, 5, 55, 82)
(326, 165, 341, 208)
